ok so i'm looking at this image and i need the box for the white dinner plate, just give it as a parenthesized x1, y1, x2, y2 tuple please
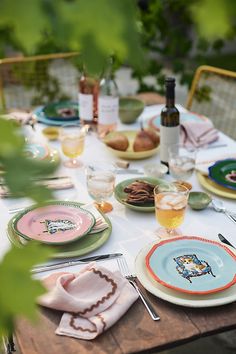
(135, 239, 236, 307)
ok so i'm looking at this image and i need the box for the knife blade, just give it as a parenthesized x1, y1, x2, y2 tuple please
(31, 253, 123, 274)
(116, 169, 143, 175)
(218, 233, 235, 249)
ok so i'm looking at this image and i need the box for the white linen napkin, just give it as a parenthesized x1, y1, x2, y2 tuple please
(82, 204, 109, 234)
(196, 149, 236, 175)
(0, 177, 74, 197)
(38, 262, 138, 340)
(180, 120, 219, 148)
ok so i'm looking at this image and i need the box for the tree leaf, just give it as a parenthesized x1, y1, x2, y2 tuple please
(191, 0, 233, 38)
(0, 0, 144, 74)
(0, 119, 25, 157)
(0, 0, 49, 53)
(0, 243, 53, 336)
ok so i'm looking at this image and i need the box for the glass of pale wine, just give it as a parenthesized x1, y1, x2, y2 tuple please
(60, 123, 86, 168)
(168, 144, 196, 181)
(86, 162, 116, 213)
(154, 183, 189, 238)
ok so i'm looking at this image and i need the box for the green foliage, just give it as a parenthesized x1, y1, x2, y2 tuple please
(0, 0, 144, 75)
(191, 0, 235, 39)
(0, 118, 58, 202)
(132, 0, 236, 94)
(0, 243, 53, 336)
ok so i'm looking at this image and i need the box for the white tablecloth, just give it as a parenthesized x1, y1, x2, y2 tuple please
(1, 104, 236, 276)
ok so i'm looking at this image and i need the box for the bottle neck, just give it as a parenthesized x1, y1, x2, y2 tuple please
(165, 85, 175, 107)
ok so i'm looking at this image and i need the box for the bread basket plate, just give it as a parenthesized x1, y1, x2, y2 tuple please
(103, 130, 159, 160)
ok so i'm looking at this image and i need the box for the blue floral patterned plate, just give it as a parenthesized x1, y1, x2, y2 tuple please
(146, 236, 236, 295)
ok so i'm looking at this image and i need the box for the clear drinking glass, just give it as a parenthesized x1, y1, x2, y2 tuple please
(86, 162, 116, 213)
(60, 123, 86, 168)
(168, 144, 196, 180)
(154, 183, 189, 238)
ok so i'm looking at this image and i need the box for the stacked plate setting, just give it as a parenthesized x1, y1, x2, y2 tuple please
(7, 201, 112, 258)
(197, 159, 236, 199)
(136, 236, 236, 308)
(33, 101, 79, 126)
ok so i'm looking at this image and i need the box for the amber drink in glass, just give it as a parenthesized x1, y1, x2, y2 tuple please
(154, 183, 189, 238)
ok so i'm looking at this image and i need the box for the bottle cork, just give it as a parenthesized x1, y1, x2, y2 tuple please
(115, 160, 130, 169)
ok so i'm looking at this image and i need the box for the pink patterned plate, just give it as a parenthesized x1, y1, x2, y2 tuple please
(12, 202, 95, 245)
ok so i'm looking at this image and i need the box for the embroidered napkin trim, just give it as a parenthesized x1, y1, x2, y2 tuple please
(77, 267, 117, 316)
(68, 267, 117, 333)
(70, 314, 106, 333)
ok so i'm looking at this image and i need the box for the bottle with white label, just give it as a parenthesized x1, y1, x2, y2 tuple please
(160, 77, 180, 169)
(78, 70, 99, 128)
(98, 57, 119, 138)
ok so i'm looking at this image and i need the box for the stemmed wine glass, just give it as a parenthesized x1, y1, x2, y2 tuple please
(60, 123, 86, 168)
(154, 183, 189, 238)
(168, 144, 196, 181)
(86, 162, 116, 213)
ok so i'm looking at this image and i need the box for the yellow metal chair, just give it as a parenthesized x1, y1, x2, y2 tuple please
(0, 52, 80, 112)
(186, 65, 236, 140)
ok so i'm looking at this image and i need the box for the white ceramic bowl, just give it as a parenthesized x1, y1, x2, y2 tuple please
(143, 163, 168, 178)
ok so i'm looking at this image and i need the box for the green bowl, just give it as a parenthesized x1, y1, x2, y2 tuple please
(188, 192, 212, 210)
(119, 97, 145, 124)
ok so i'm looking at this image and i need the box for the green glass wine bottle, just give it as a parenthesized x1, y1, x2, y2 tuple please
(160, 77, 180, 169)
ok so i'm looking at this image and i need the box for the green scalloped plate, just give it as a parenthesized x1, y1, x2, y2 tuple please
(114, 176, 166, 212)
(7, 202, 112, 258)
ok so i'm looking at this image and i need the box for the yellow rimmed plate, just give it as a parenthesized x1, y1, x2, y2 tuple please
(197, 172, 236, 199)
(103, 130, 159, 160)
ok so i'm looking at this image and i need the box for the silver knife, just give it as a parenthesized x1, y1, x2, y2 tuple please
(116, 169, 143, 175)
(31, 253, 123, 274)
(218, 233, 235, 249)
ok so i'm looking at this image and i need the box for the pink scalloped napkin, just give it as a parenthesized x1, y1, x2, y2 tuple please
(38, 262, 138, 340)
(180, 119, 219, 148)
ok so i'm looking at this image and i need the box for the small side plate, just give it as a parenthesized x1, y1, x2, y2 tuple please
(209, 159, 236, 191)
(114, 177, 165, 212)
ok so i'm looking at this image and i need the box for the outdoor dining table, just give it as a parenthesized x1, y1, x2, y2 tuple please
(1, 104, 236, 354)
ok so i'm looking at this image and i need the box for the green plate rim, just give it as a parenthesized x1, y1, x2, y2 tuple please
(11, 200, 96, 245)
(209, 159, 236, 191)
(114, 176, 164, 212)
(196, 172, 236, 199)
(43, 101, 79, 121)
(7, 202, 112, 258)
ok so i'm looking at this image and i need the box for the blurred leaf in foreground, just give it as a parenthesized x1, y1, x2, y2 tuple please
(0, 243, 53, 336)
(0, 118, 58, 203)
(191, 0, 235, 39)
(0, 0, 144, 75)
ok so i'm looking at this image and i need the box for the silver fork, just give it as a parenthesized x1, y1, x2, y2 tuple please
(117, 256, 160, 321)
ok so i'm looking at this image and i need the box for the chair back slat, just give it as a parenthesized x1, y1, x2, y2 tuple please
(186, 65, 236, 140)
(0, 52, 80, 111)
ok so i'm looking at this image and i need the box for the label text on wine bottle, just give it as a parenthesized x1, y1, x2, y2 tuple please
(98, 96, 119, 124)
(79, 93, 93, 121)
(160, 125, 180, 163)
